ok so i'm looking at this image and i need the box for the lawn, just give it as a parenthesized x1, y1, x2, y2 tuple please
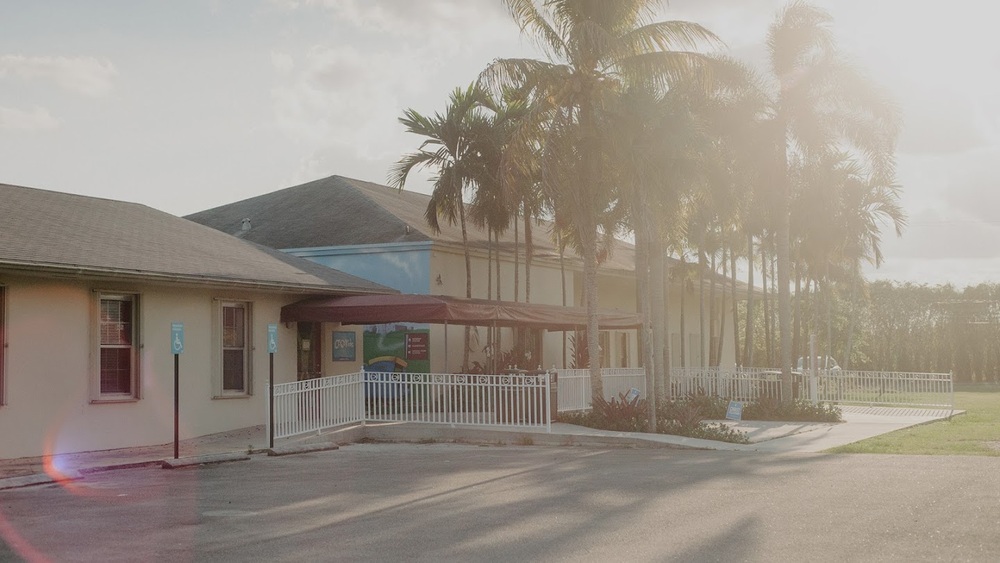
(827, 386, 1000, 456)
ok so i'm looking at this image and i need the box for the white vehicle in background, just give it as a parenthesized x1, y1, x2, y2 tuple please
(796, 356, 841, 373)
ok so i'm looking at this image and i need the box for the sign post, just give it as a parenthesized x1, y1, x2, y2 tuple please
(267, 324, 278, 449)
(170, 322, 184, 459)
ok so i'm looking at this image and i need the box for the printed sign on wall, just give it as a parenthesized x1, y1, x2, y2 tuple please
(405, 332, 429, 361)
(333, 331, 356, 361)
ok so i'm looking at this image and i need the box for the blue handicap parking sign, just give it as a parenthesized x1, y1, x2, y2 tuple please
(171, 322, 184, 355)
(267, 324, 278, 354)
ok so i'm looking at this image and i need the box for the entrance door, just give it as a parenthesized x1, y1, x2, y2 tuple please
(297, 322, 322, 381)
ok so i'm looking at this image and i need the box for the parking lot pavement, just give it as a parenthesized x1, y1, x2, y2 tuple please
(2, 443, 999, 562)
(1, 406, 958, 488)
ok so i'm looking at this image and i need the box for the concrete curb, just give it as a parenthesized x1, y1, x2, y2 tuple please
(161, 453, 251, 469)
(360, 424, 714, 451)
(0, 470, 82, 491)
(267, 443, 340, 456)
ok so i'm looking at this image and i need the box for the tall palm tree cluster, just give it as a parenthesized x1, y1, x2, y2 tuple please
(391, 0, 904, 418)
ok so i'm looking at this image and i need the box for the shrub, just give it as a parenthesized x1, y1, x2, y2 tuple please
(557, 393, 749, 444)
(742, 398, 842, 422)
(590, 393, 649, 432)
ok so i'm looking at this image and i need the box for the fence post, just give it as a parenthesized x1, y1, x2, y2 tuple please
(545, 372, 553, 433)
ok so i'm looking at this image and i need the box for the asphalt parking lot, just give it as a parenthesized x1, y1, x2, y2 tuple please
(2, 443, 999, 562)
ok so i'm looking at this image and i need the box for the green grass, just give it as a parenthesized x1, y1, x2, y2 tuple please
(827, 386, 1000, 455)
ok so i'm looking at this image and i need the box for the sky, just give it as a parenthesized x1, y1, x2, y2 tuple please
(2, 0, 999, 288)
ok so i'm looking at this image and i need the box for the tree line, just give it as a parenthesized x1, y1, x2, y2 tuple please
(741, 281, 1000, 383)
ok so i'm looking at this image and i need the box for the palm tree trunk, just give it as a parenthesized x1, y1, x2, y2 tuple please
(487, 228, 493, 369)
(716, 250, 727, 367)
(776, 135, 794, 402)
(679, 258, 687, 368)
(662, 256, 673, 399)
(559, 231, 567, 368)
(513, 209, 520, 303)
(635, 226, 656, 430)
(844, 274, 860, 369)
(761, 242, 771, 366)
(651, 236, 666, 401)
(459, 201, 472, 370)
(495, 230, 501, 301)
(583, 236, 603, 400)
(709, 250, 717, 366)
(793, 271, 802, 365)
(699, 246, 707, 367)
(524, 210, 533, 303)
(730, 247, 740, 366)
(743, 233, 755, 367)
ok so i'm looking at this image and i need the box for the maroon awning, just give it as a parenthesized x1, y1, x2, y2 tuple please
(280, 293, 641, 330)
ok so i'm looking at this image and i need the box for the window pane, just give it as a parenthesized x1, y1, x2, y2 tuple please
(101, 348, 132, 394)
(223, 306, 245, 348)
(223, 349, 245, 391)
(99, 296, 135, 396)
(101, 299, 132, 346)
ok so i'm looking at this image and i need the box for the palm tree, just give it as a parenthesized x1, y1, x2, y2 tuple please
(765, 1, 899, 400)
(793, 152, 905, 362)
(390, 83, 491, 369)
(481, 0, 718, 401)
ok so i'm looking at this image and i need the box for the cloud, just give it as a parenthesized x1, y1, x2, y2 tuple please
(270, 51, 294, 73)
(0, 54, 117, 97)
(0, 105, 59, 131)
(270, 44, 421, 170)
(323, 0, 508, 37)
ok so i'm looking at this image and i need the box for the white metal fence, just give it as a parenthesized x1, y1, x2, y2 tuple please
(809, 370, 953, 408)
(272, 372, 365, 439)
(365, 371, 551, 430)
(271, 371, 552, 439)
(271, 367, 953, 439)
(557, 366, 954, 410)
(555, 368, 646, 412)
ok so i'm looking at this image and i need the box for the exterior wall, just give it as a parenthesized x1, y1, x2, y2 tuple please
(321, 323, 366, 376)
(288, 243, 431, 295)
(290, 244, 432, 374)
(287, 242, 736, 373)
(0, 273, 303, 459)
(665, 281, 738, 369)
(431, 247, 577, 372)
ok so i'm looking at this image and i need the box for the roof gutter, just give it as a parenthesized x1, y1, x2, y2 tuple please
(0, 260, 396, 296)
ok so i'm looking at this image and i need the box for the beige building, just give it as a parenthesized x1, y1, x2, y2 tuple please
(188, 175, 740, 376)
(0, 183, 390, 459)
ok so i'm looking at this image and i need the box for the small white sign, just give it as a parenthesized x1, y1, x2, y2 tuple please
(726, 401, 744, 422)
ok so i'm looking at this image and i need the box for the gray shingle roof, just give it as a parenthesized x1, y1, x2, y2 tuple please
(185, 175, 638, 271)
(0, 182, 393, 294)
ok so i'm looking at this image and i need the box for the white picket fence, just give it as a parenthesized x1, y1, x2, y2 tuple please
(272, 370, 551, 440)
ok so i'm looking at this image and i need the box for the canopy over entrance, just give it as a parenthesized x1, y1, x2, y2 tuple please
(280, 293, 641, 331)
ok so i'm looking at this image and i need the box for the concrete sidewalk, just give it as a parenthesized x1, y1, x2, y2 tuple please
(0, 406, 958, 490)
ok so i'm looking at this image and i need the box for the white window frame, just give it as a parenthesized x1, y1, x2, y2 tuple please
(215, 300, 252, 397)
(91, 292, 140, 402)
